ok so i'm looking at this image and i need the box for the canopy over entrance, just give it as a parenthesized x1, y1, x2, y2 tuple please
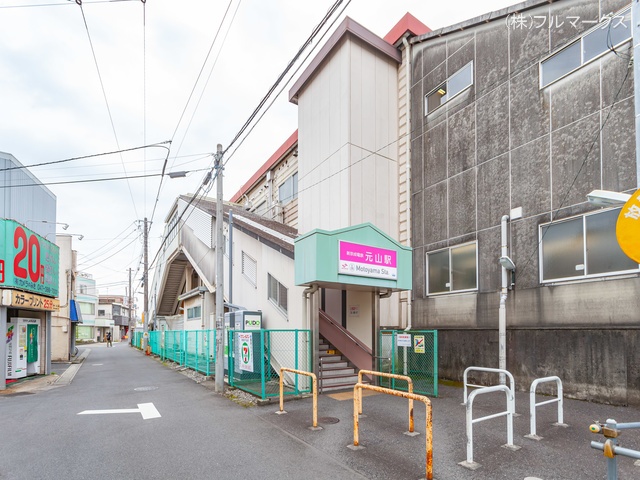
(294, 223, 412, 292)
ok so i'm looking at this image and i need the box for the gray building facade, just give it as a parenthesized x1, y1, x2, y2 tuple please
(410, 0, 640, 405)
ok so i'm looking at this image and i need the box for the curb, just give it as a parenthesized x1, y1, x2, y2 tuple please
(55, 348, 91, 386)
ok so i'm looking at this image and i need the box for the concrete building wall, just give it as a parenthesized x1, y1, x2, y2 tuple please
(410, 0, 639, 404)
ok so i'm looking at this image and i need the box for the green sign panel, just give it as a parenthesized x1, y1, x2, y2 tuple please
(0, 219, 59, 297)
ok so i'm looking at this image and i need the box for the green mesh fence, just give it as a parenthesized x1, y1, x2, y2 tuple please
(378, 330, 438, 397)
(133, 328, 311, 400)
(228, 329, 311, 400)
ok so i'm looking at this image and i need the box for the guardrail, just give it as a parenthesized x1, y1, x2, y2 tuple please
(459, 385, 520, 470)
(276, 367, 320, 431)
(356, 370, 415, 433)
(463, 367, 515, 413)
(350, 383, 433, 480)
(590, 419, 640, 479)
(525, 376, 568, 440)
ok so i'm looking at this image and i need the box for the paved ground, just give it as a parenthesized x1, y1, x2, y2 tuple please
(3, 344, 640, 479)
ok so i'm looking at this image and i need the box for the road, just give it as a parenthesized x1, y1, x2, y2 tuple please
(0, 343, 365, 480)
(3, 342, 640, 479)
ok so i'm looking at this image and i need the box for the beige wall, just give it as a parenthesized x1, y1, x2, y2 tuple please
(297, 36, 399, 238)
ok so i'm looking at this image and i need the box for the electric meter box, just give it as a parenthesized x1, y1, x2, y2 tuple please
(224, 310, 262, 331)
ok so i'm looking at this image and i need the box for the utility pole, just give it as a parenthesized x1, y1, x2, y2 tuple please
(214, 145, 225, 393)
(143, 217, 149, 353)
(128, 268, 133, 338)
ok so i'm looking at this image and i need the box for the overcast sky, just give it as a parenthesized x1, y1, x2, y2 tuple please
(0, 0, 520, 303)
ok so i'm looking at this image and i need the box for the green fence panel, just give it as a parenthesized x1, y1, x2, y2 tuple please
(379, 330, 438, 397)
(228, 329, 311, 400)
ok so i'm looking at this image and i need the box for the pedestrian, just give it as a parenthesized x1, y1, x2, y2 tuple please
(106, 331, 112, 347)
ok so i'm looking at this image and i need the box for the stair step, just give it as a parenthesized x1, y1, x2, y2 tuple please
(320, 361, 348, 369)
(319, 355, 345, 363)
(320, 367, 355, 376)
(321, 374, 359, 386)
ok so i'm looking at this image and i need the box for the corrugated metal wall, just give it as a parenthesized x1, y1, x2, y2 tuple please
(179, 198, 213, 247)
(1, 152, 57, 234)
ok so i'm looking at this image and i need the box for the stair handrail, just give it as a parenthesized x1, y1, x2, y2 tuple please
(319, 309, 372, 373)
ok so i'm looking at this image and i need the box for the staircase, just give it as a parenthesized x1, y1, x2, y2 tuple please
(318, 336, 364, 392)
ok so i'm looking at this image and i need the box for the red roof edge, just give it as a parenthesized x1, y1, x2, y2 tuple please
(230, 130, 298, 204)
(383, 12, 431, 45)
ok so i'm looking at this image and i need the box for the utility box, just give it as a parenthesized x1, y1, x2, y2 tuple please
(224, 310, 262, 331)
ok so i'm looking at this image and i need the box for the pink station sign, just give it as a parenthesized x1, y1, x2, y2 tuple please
(338, 241, 397, 280)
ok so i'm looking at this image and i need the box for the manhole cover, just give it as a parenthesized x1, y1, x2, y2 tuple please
(318, 417, 340, 424)
(134, 386, 158, 392)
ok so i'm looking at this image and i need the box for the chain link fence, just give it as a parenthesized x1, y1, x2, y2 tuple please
(378, 329, 438, 396)
(133, 328, 311, 400)
(228, 329, 311, 400)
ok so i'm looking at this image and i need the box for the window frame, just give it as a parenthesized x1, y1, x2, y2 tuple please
(539, 208, 640, 283)
(187, 305, 202, 320)
(242, 251, 258, 287)
(267, 273, 288, 317)
(539, 6, 631, 88)
(278, 173, 298, 205)
(425, 241, 479, 296)
(424, 61, 474, 115)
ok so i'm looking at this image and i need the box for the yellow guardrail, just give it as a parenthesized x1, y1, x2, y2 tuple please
(352, 383, 433, 480)
(357, 369, 414, 431)
(278, 367, 320, 430)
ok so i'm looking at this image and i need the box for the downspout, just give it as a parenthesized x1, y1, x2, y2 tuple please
(499, 215, 509, 384)
(303, 284, 319, 376)
(228, 210, 233, 304)
(302, 284, 319, 332)
(402, 35, 413, 332)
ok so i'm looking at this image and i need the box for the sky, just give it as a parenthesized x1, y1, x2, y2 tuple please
(0, 0, 520, 305)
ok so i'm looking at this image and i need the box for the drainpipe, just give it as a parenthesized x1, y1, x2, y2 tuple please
(302, 284, 319, 375)
(228, 210, 234, 304)
(402, 35, 413, 333)
(302, 284, 319, 332)
(499, 215, 509, 385)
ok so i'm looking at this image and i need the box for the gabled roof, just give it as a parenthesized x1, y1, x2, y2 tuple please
(289, 17, 403, 104)
(383, 12, 431, 46)
(229, 130, 298, 204)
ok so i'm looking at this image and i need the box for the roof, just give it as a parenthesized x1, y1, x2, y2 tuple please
(289, 17, 403, 104)
(383, 12, 431, 46)
(182, 195, 298, 258)
(229, 130, 298, 203)
(411, 0, 546, 44)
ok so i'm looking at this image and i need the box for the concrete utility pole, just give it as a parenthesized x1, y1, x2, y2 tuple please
(633, 0, 640, 187)
(143, 217, 149, 352)
(128, 268, 133, 336)
(214, 145, 225, 393)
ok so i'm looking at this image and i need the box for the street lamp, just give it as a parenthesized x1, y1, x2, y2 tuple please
(587, 190, 632, 207)
(26, 220, 69, 230)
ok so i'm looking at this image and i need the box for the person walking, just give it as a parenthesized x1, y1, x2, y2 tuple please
(106, 330, 112, 347)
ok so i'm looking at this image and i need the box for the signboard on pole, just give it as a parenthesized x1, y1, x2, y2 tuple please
(397, 333, 411, 348)
(617, 188, 640, 263)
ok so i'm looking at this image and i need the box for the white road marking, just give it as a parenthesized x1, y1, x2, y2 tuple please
(78, 402, 161, 420)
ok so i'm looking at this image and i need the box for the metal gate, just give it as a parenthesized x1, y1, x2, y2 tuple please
(378, 330, 438, 396)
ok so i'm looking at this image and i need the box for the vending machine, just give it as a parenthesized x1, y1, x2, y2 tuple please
(6, 318, 40, 379)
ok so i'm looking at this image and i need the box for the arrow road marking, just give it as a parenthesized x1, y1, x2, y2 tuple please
(78, 402, 161, 420)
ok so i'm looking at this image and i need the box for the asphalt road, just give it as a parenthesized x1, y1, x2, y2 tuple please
(3, 343, 640, 479)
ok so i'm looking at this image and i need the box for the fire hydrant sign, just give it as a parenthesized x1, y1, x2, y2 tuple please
(238, 332, 253, 372)
(617, 188, 640, 264)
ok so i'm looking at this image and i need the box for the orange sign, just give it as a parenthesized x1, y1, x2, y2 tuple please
(616, 188, 640, 264)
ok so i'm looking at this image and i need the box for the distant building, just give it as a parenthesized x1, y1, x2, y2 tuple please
(98, 295, 131, 341)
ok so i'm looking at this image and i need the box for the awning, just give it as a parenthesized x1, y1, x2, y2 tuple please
(69, 299, 83, 323)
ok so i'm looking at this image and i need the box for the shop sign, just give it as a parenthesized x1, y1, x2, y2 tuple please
(617, 188, 640, 264)
(238, 332, 253, 372)
(1, 289, 60, 311)
(338, 241, 397, 280)
(0, 219, 59, 297)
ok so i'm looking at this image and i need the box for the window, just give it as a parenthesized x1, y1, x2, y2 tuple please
(98, 309, 105, 317)
(540, 208, 638, 282)
(78, 301, 95, 315)
(279, 173, 298, 204)
(78, 284, 87, 294)
(268, 273, 288, 314)
(540, 7, 631, 87)
(187, 306, 202, 320)
(425, 62, 473, 114)
(426, 242, 478, 294)
(242, 251, 257, 286)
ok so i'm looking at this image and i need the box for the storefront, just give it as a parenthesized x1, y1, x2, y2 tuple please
(1, 219, 60, 390)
